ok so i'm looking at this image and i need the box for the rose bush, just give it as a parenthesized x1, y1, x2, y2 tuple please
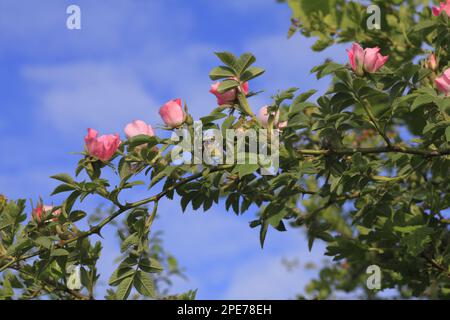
(0, 0, 449, 300)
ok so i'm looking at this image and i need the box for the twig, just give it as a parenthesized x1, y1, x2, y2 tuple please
(422, 254, 450, 279)
(296, 146, 450, 157)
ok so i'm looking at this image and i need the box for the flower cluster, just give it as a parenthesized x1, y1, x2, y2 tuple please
(347, 42, 450, 96)
(82, 80, 280, 162)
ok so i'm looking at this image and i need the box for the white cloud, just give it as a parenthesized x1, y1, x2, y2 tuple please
(23, 62, 158, 135)
(223, 246, 326, 299)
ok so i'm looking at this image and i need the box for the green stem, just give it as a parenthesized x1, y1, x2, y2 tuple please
(359, 99, 392, 147)
(145, 201, 158, 230)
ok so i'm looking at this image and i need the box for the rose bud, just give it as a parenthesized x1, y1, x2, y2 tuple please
(435, 68, 450, 96)
(84, 128, 121, 161)
(124, 120, 156, 152)
(32, 204, 61, 223)
(210, 80, 249, 106)
(347, 43, 388, 76)
(277, 121, 288, 130)
(258, 106, 280, 128)
(427, 53, 438, 71)
(432, 1, 450, 17)
(124, 120, 155, 139)
(159, 98, 186, 128)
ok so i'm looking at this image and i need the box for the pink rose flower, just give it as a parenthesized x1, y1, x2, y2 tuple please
(258, 106, 280, 127)
(210, 80, 249, 105)
(432, 1, 450, 16)
(347, 43, 388, 76)
(124, 120, 155, 139)
(159, 99, 186, 128)
(32, 205, 61, 223)
(84, 128, 121, 161)
(435, 68, 450, 96)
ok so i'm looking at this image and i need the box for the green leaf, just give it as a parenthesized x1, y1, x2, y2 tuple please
(221, 115, 236, 137)
(6, 239, 33, 255)
(139, 258, 164, 273)
(411, 95, 434, 111)
(133, 271, 156, 297)
(128, 135, 158, 148)
(397, 226, 434, 256)
(293, 90, 317, 105)
(288, 0, 336, 30)
(312, 62, 345, 79)
(412, 20, 436, 32)
(267, 211, 287, 232)
(217, 79, 240, 94)
(116, 275, 134, 300)
(180, 193, 192, 212)
(200, 110, 227, 124)
(240, 67, 265, 82)
(236, 52, 256, 74)
(35, 237, 53, 249)
(109, 267, 135, 286)
(233, 163, 260, 178)
(249, 219, 262, 228)
(274, 87, 298, 106)
(50, 173, 75, 185)
(63, 191, 81, 214)
(6, 274, 23, 289)
(2, 278, 14, 297)
(118, 159, 132, 180)
(69, 210, 87, 222)
(308, 234, 316, 251)
(215, 52, 238, 70)
(149, 166, 177, 188)
(120, 233, 139, 253)
(51, 184, 76, 196)
(51, 248, 69, 257)
(209, 66, 235, 80)
(259, 221, 269, 249)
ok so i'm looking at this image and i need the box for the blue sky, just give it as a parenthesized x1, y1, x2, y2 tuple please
(0, 0, 351, 299)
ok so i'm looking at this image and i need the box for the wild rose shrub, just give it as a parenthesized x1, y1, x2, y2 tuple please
(1, 0, 449, 300)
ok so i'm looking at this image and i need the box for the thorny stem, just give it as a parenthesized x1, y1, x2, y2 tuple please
(1, 135, 449, 288)
(0, 165, 233, 272)
(296, 146, 450, 157)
